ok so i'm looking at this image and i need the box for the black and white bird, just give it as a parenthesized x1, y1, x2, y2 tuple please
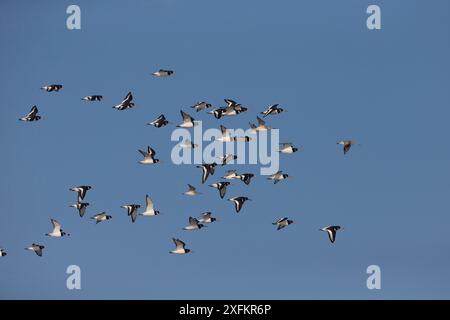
(260, 104, 286, 117)
(337, 140, 356, 155)
(170, 238, 191, 254)
(91, 212, 112, 224)
(222, 169, 239, 180)
(267, 171, 290, 184)
(223, 98, 248, 116)
(238, 173, 255, 185)
(209, 181, 230, 199)
(82, 95, 103, 101)
(121, 204, 141, 223)
(191, 101, 212, 112)
(177, 110, 197, 128)
(183, 217, 205, 231)
(217, 154, 237, 166)
(140, 194, 160, 216)
(320, 226, 342, 243)
(19, 105, 41, 122)
(152, 69, 174, 77)
(273, 217, 294, 230)
(138, 146, 159, 164)
(183, 184, 201, 196)
(178, 139, 198, 149)
(197, 163, 217, 184)
(249, 116, 271, 133)
(208, 107, 227, 119)
(70, 185, 92, 202)
(0, 248, 6, 257)
(113, 92, 135, 110)
(25, 243, 45, 257)
(70, 201, 89, 218)
(41, 84, 62, 92)
(147, 114, 169, 128)
(228, 196, 251, 213)
(45, 219, 70, 237)
(278, 143, 299, 154)
(198, 212, 217, 224)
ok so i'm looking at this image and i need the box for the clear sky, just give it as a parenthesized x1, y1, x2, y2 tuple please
(1, 0, 450, 299)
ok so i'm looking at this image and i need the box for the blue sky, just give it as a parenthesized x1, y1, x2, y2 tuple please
(1, 0, 450, 299)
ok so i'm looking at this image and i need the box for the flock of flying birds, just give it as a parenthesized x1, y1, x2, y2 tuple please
(0, 68, 358, 258)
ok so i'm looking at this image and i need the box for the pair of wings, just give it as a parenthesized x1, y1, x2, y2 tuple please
(25, 105, 39, 118)
(172, 238, 186, 250)
(120, 92, 133, 105)
(139, 146, 156, 157)
(180, 110, 195, 123)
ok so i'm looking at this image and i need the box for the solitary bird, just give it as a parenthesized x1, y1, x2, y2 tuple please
(82, 95, 103, 101)
(217, 154, 237, 166)
(91, 212, 112, 224)
(113, 92, 135, 110)
(70, 185, 92, 202)
(19, 105, 42, 122)
(70, 201, 89, 217)
(152, 69, 174, 77)
(222, 170, 239, 180)
(41, 84, 62, 92)
(278, 143, 299, 154)
(209, 181, 230, 199)
(0, 248, 6, 257)
(177, 110, 197, 128)
(121, 204, 141, 223)
(140, 194, 160, 216)
(197, 163, 217, 184)
(273, 217, 294, 230)
(183, 184, 201, 196)
(320, 226, 342, 243)
(183, 217, 205, 231)
(198, 212, 217, 224)
(138, 146, 159, 164)
(337, 140, 357, 155)
(267, 171, 290, 184)
(260, 104, 286, 117)
(25, 243, 45, 257)
(249, 116, 271, 133)
(228, 196, 250, 213)
(238, 173, 254, 185)
(191, 101, 212, 112)
(170, 238, 191, 254)
(45, 219, 70, 237)
(148, 114, 169, 128)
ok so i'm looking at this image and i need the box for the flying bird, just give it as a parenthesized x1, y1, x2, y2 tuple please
(209, 181, 230, 199)
(91, 212, 112, 224)
(19, 105, 41, 122)
(208, 107, 227, 119)
(273, 217, 294, 230)
(191, 101, 212, 112)
(260, 104, 286, 117)
(177, 110, 196, 128)
(337, 140, 357, 155)
(140, 194, 160, 216)
(0, 248, 6, 257)
(197, 163, 217, 184)
(222, 170, 239, 180)
(113, 92, 135, 110)
(238, 173, 254, 185)
(82, 95, 103, 101)
(152, 69, 174, 77)
(170, 238, 191, 254)
(217, 154, 237, 166)
(249, 116, 271, 133)
(138, 146, 159, 164)
(70, 185, 92, 202)
(278, 143, 299, 154)
(183, 184, 201, 196)
(228, 196, 250, 213)
(41, 84, 62, 92)
(183, 217, 205, 231)
(25, 243, 45, 257)
(147, 114, 169, 128)
(45, 219, 70, 237)
(320, 226, 342, 243)
(267, 171, 290, 184)
(178, 139, 198, 149)
(198, 212, 217, 224)
(70, 201, 89, 218)
(121, 204, 141, 223)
